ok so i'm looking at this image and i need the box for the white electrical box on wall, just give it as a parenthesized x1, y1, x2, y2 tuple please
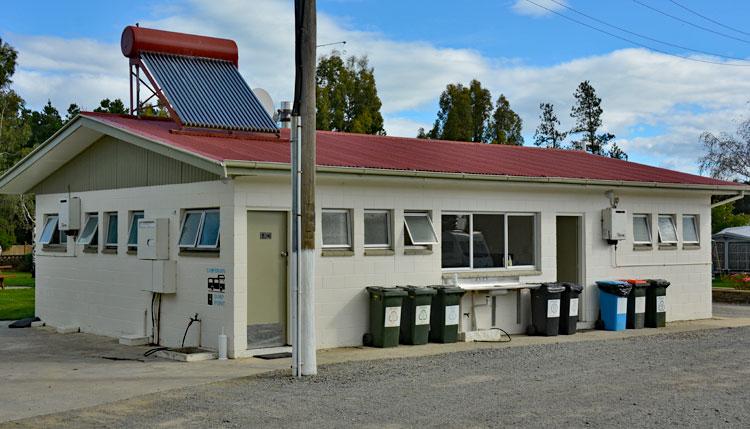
(144, 260, 176, 294)
(602, 208, 627, 241)
(137, 218, 170, 260)
(58, 197, 81, 231)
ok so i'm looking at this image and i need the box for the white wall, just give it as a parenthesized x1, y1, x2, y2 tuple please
(34, 180, 238, 355)
(233, 174, 713, 350)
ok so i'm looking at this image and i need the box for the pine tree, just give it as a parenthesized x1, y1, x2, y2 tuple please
(488, 94, 523, 145)
(568, 80, 626, 160)
(533, 102, 566, 148)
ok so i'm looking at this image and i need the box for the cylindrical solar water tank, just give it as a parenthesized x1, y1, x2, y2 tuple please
(121, 26, 239, 66)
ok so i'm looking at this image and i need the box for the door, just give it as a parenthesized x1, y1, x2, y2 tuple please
(247, 211, 288, 349)
(556, 216, 582, 285)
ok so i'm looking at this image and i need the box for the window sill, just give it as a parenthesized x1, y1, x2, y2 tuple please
(442, 269, 542, 279)
(682, 243, 701, 250)
(404, 247, 432, 256)
(633, 244, 653, 251)
(41, 245, 67, 253)
(321, 249, 354, 257)
(101, 248, 118, 255)
(179, 249, 220, 258)
(82, 246, 98, 254)
(127, 248, 137, 255)
(658, 244, 678, 250)
(364, 248, 395, 256)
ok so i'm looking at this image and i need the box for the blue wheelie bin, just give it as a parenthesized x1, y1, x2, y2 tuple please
(596, 280, 632, 331)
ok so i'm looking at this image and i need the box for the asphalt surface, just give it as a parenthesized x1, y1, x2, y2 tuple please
(713, 303, 750, 319)
(7, 324, 750, 429)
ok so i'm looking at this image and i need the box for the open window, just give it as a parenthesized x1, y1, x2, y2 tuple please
(322, 209, 352, 249)
(39, 215, 67, 246)
(127, 211, 144, 249)
(657, 214, 678, 245)
(179, 209, 220, 250)
(104, 212, 118, 248)
(682, 214, 699, 245)
(633, 214, 652, 246)
(78, 214, 99, 246)
(364, 210, 391, 249)
(404, 212, 438, 246)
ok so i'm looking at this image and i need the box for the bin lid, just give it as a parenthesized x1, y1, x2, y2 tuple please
(398, 285, 437, 296)
(429, 285, 466, 295)
(621, 279, 648, 287)
(596, 280, 632, 297)
(539, 282, 565, 293)
(646, 279, 671, 288)
(366, 286, 408, 297)
(561, 282, 583, 293)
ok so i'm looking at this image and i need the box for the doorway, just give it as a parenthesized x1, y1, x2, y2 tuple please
(556, 215, 583, 285)
(246, 211, 288, 349)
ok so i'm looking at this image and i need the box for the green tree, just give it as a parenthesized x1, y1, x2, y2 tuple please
(569, 80, 626, 159)
(469, 80, 493, 143)
(533, 102, 566, 149)
(65, 103, 80, 123)
(26, 100, 63, 148)
(712, 201, 750, 234)
(488, 94, 523, 145)
(425, 80, 492, 142)
(94, 98, 127, 114)
(316, 52, 384, 135)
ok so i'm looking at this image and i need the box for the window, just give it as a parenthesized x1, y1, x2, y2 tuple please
(105, 212, 118, 247)
(78, 214, 99, 246)
(683, 215, 699, 244)
(441, 212, 536, 270)
(364, 210, 391, 248)
(633, 214, 652, 245)
(404, 212, 438, 246)
(179, 209, 220, 250)
(127, 211, 144, 248)
(657, 214, 678, 245)
(39, 215, 66, 245)
(322, 209, 352, 249)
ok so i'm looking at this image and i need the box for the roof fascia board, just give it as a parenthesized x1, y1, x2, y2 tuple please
(222, 160, 750, 194)
(81, 116, 224, 176)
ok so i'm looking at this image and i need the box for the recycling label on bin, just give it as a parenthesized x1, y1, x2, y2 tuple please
(415, 305, 431, 325)
(569, 298, 579, 317)
(384, 306, 402, 328)
(547, 299, 561, 318)
(636, 296, 646, 313)
(617, 297, 627, 314)
(657, 296, 666, 313)
(445, 305, 460, 326)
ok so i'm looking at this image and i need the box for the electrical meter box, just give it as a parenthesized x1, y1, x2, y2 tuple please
(143, 260, 177, 294)
(137, 218, 169, 260)
(602, 208, 627, 241)
(58, 197, 81, 231)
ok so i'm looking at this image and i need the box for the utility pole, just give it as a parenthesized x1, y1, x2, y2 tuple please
(293, 0, 317, 376)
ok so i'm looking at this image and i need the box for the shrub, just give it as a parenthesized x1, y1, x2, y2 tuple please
(729, 273, 750, 290)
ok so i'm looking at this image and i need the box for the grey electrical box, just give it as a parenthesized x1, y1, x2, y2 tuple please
(58, 197, 81, 231)
(142, 260, 177, 294)
(602, 208, 627, 241)
(137, 218, 170, 260)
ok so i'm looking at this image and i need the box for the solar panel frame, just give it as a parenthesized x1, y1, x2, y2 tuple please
(141, 52, 278, 133)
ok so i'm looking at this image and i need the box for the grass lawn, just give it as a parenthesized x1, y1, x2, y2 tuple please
(0, 288, 35, 320)
(713, 277, 736, 289)
(3, 271, 35, 287)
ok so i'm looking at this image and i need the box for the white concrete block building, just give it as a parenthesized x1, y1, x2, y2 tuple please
(0, 111, 745, 358)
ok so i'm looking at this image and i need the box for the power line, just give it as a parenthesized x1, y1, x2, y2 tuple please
(668, 0, 750, 37)
(522, 0, 750, 67)
(632, 0, 750, 45)
(546, 0, 749, 62)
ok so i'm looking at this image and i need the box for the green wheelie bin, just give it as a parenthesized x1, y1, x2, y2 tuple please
(623, 279, 648, 329)
(365, 287, 407, 347)
(645, 279, 670, 328)
(398, 286, 437, 345)
(428, 285, 465, 343)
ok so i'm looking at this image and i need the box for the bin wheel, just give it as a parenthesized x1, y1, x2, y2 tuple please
(526, 325, 536, 336)
(362, 333, 373, 347)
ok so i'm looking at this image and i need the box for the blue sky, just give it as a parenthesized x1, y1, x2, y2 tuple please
(3, 0, 750, 174)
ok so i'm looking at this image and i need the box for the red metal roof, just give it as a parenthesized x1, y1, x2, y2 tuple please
(81, 111, 738, 187)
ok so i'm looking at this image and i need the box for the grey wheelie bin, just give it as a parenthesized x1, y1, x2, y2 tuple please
(529, 283, 565, 336)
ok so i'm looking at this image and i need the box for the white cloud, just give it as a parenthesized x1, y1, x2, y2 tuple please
(8, 0, 750, 174)
(511, 0, 567, 17)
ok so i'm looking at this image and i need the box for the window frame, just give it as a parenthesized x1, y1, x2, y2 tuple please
(404, 212, 439, 246)
(77, 214, 99, 246)
(632, 214, 652, 246)
(441, 211, 538, 272)
(657, 214, 678, 245)
(104, 212, 118, 248)
(127, 211, 144, 249)
(39, 215, 60, 245)
(321, 209, 353, 249)
(364, 209, 392, 249)
(682, 214, 700, 245)
(179, 208, 221, 251)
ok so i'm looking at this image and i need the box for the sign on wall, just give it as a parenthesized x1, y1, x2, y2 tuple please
(207, 268, 226, 306)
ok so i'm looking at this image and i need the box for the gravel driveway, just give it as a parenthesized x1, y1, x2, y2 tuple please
(9, 325, 750, 428)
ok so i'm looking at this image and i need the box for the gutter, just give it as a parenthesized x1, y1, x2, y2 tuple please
(222, 160, 750, 193)
(711, 191, 746, 208)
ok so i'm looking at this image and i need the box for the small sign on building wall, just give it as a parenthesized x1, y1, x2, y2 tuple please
(207, 268, 226, 306)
